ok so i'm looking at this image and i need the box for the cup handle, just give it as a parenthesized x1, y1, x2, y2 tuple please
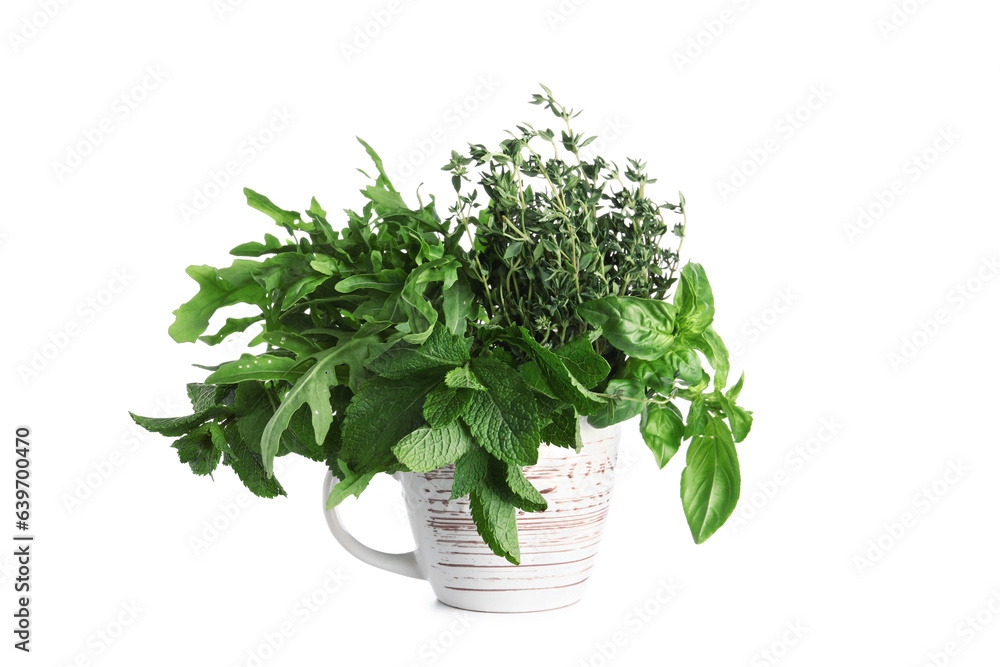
(322, 471, 424, 580)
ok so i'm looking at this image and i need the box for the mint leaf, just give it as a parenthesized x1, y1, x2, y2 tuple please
(469, 481, 521, 564)
(640, 403, 684, 468)
(223, 421, 285, 498)
(325, 460, 376, 510)
(130, 407, 232, 438)
(506, 327, 605, 416)
(463, 358, 540, 467)
(680, 416, 740, 544)
(186, 383, 234, 412)
(555, 334, 611, 388)
(368, 326, 469, 379)
(491, 459, 547, 512)
(172, 426, 222, 476)
(450, 445, 489, 500)
(393, 421, 473, 472)
(444, 364, 486, 391)
(542, 407, 582, 451)
(423, 384, 472, 428)
(340, 376, 438, 473)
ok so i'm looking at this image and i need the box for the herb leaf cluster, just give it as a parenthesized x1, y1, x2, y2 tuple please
(132, 89, 753, 562)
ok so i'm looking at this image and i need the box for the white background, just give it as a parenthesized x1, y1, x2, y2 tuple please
(3, 1, 999, 665)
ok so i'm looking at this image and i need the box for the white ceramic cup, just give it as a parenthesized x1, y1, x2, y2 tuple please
(323, 419, 622, 613)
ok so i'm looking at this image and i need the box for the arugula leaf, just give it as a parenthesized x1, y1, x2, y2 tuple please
(393, 421, 473, 472)
(204, 353, 300, 384)
(680, 416, 740, 544)
(578, 296, 678, 360)
(450, 444, 490, 500)
(463, 358, 540, 467)
(261, 331, 321, 358)
(325, 460, 377, 510)
(169, 264, 266, 343)
(639, 403, 684, 468)
(198, 316, 264, 346)
(244, 188, 301, 232)
(469, 481, 521, 564)
(260, 337, 377, 475)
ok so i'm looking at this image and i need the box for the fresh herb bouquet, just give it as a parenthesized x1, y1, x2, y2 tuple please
(132, 88, 752, 563)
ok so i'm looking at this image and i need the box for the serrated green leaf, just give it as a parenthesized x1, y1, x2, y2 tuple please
(491, 459, 547, 512)
(445, 364, 486, 391)
(130, 407, 232, 438)
(393, 421, 473, 472)
(171, 426, 222, 476)
(505, 327, 605, 415)
(450, 444, 490, 500)
(340, 375, 438, 473)
(542, 408, 582, 451)
(462, 358, 540, 466)
(244, 188, 301, 230)
(369, 326, 469, 379)
(470, 481, 521, 564)
(223, 421, 285, 498)
(423, 384, 473, 428)
(555, 334, 611, 388)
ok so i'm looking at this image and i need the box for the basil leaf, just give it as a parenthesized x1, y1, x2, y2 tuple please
(578, 296, 677, 360)
(716, 392, 753, 443)
(680, 416, 740, 544)
(674, 263, 715, 335)
(640, 403, 684, 469)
